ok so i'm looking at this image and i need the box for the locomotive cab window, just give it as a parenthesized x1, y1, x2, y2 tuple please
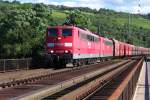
(105, 40, 113, 46)
(62, 29, 72, 36)
(48, 28, 58, 37)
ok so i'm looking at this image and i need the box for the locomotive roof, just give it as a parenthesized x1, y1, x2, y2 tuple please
(47, 25, 74, 29)
(47, 25, 100, 38)
(77, 27, 99, 38)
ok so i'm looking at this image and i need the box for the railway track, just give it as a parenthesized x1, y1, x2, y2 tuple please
(84, 60, 139, 100)
(43, 60, 135, 100)
(44, 58, 142, 100)
(0, 60, 127, 99)
(0, 69, 53, 84)
(0, 60, 118, 89)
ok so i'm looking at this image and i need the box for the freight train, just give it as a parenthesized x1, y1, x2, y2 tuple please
(45, 26, 150, 67)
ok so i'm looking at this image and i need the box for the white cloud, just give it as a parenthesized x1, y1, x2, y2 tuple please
(50, 1, 104, 9)
(50, 1, 78, 7)
(36, 0, 49, 4)
(116, 6, 150, 14)
(61, 2, 78, 7)
(141, 6, 150, 14)
(115, 6, 138, 14)
(141, 0, 150, 6)
(105, 0, 124, 6)
(115, 0, 150, 14)
(15, 0, 150, 14)
(50, 2, 63, 6)
(18, 0, 50, 4)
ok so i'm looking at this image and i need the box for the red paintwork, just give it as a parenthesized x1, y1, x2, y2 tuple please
(73, 27, 101, 58)
(45, 25, 150, 61)
(46, 26, 113, 59)
(100, 37, 113, 57)
(111, 39, 120, 57)
(119, 42, 125, 56)
(46, 26, 73, 54)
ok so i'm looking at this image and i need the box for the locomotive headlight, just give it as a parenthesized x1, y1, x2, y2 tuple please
(50, 50, 54, 53)
(64, 43, 72, 47)
(58, 37, 61, 40)
(65, 50, 69, 53)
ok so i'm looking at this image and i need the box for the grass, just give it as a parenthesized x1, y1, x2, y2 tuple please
(116, 16, 150, 29)
(52, 10, 67, 19)
(52, 10, 150, 30)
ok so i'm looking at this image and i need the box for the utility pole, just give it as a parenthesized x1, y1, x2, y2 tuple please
(128, 13, 131, 35)
(127, 10, 131, 44)
(138, 0, 141, 46)
(138, 0, 141, 14)
(97, 24, 100, 34)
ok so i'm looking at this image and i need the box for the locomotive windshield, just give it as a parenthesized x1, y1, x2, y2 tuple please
(48, 28, 58, 37)
(62, 29, 72, 36)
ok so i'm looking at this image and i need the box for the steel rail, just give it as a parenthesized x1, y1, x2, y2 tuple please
(0, 60, 118, 89)
(108, 58, 143, 100)
(85, 58, 143, 100)
(0, 60, 124, 99)
(52, 60, 135, 100)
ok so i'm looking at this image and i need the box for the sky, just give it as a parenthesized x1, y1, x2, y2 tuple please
(10, 0, 150, 14)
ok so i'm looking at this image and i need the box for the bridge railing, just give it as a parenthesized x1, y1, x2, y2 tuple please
(108, 57, 144, 100)
(0, 58, 32, 72)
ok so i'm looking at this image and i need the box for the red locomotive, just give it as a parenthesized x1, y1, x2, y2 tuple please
(45, 25, 150, 67)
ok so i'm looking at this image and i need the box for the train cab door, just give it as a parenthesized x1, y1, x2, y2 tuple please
(99, 37, 103, 58)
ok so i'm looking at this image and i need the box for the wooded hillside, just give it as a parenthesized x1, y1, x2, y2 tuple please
(0, 1, 150, 58)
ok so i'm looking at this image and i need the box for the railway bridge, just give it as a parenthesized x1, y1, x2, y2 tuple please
(0, 56, 149, 100)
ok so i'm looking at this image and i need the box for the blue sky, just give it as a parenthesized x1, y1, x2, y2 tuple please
(9, 0, 150, 14)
